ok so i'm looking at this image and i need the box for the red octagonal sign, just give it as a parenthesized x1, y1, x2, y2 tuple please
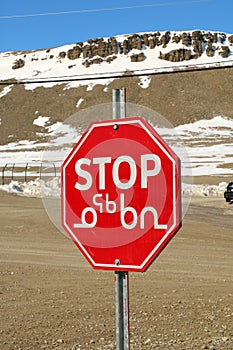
(62, 117, 181, 272)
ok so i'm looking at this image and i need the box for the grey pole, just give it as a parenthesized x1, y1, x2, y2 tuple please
(115, 271, 129, 350)
(112, 88, 129, 350)
(112, 88, 126, 120)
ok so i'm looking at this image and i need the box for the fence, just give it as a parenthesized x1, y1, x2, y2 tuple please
(0, 162, 59, 185)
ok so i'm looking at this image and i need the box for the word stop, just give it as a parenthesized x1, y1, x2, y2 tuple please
(74, 154, 161, 190)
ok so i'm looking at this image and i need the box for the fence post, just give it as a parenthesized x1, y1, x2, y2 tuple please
(2, 163, 8, 185)
(25, 163, 28, 182)
(53, 163, 56, 178)
(12, 163, 15, 181)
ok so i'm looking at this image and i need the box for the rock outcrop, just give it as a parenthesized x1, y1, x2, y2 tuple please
(10, 30, 232, 71)
(12, 59, 25, 70)
(159, 49, 192, 62)
(57, 31, 232, 65)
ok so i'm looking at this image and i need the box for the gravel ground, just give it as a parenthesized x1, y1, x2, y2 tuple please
(0, 191, 232, 349)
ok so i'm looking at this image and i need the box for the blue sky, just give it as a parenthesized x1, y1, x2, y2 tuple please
(1, 0, 233, 52)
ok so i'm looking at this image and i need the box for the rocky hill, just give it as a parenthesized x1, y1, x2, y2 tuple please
(2, 30, 233, 77)
(0, 29, 233, 145)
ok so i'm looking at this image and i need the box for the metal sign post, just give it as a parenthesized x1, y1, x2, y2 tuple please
(112, 88, 126, 120)
(115, 271, 129, 350)
(113, 88, 130, 350)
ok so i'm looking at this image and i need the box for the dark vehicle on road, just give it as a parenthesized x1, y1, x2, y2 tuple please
(224, 182, 233, 202)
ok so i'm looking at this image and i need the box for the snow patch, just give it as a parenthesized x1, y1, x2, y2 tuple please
(0, 84, 13, 98)
(138, 76, 151, 88)
(0, 178, 228, 199)
(76, 98, 84, 108)
(33, 116, 50, 127)
(0, 178, 61, 198)
(47, 122, 63, 133)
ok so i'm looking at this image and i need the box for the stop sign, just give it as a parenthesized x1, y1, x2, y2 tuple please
(61, 117, 181, 272)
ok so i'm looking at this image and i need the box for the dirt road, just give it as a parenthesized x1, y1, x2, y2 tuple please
(0, 191, 232, 349)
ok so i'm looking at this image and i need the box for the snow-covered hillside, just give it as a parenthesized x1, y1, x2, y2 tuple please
(0, 30, 233, 90)
(0, 115, 233, 176)
(0, 114, 232, 198)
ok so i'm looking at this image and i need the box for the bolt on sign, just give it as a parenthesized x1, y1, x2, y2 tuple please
(61, 117, 181, 272)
